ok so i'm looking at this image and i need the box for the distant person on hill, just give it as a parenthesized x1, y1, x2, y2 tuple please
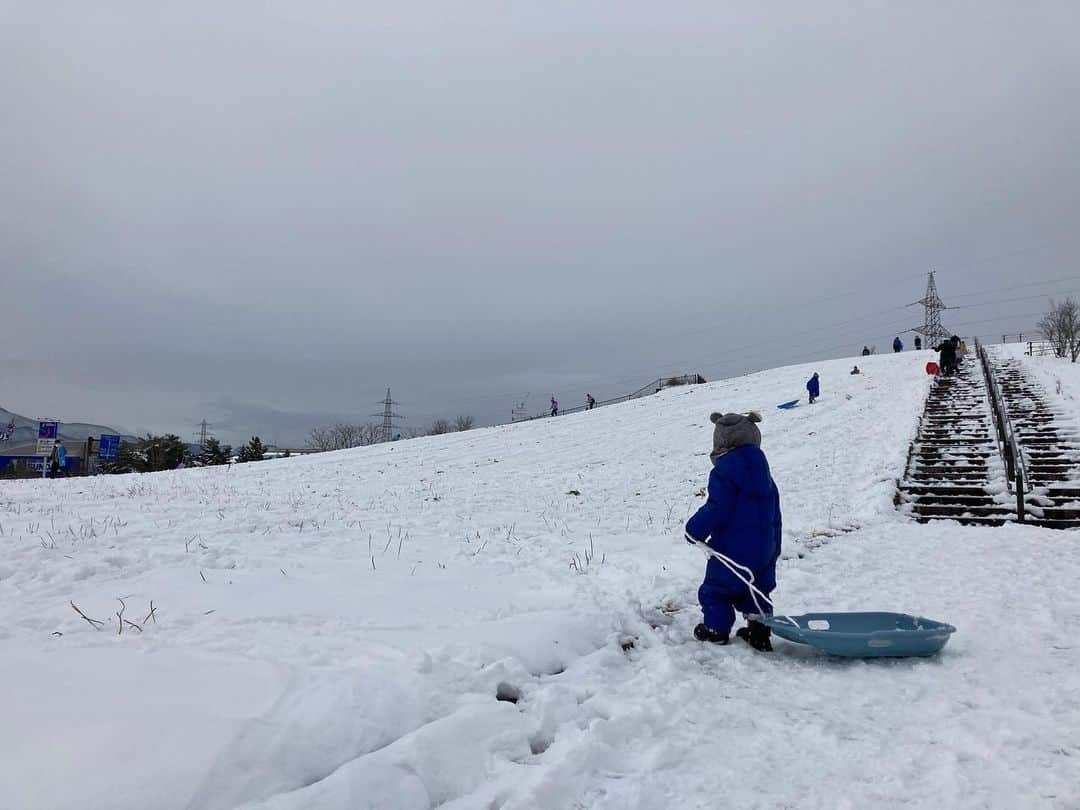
(586, 393, 596, 410)
(685, 411, 782, 652)
(935, 337, 959, 376)
(958, 337, 968, 354)
(861, 346, 871, 356)
(806, 372, 820, 404)
(915, 336, 922, 350)
(49, 441, 66, 477)
(851, 366, 861, 375)
(893, 336, 904, 353)
(550, 397, 559, 417)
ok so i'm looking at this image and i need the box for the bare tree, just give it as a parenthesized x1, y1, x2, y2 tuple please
(454, 415, 475, 432)
(429, 418, 451, 435)
(307, 422, 383, 451)
(307, 426, 335, 452)
(1039, 298, 1080, 361)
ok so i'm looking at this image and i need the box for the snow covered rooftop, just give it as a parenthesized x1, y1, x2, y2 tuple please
(2, 349, 1078, 809)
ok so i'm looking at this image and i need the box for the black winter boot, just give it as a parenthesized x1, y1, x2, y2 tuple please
(693, 623, 730, 644)
(735, 620, 773, 652)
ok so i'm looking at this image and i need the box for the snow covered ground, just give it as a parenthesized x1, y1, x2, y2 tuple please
(2, 350, 1079, 809)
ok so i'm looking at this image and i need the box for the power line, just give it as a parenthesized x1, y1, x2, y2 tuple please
(541, 272, 1076, 394)
(324, 273, 1074, 428)
(798, 270, 929, 307)
(419, 271, 1078, 412)
(953, 290, 1080, 310)
(948, 275, 1080, 301)
(627, 272, 1075, 384)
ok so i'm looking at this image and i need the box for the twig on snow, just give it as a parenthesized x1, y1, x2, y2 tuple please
(124, 616, 144, 633)
(70, 600, 104, 630)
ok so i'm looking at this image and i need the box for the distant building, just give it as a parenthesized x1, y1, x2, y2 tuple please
(0, 442, 83, 477)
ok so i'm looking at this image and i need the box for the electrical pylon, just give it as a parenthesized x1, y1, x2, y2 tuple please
(910, 271, 953, 347)
(372, 389, 403, 443)
(197, 419, 212, 449)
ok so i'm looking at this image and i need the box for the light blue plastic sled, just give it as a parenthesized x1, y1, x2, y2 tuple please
(689, 541, 957, 659)
(761, 612, 956, 658)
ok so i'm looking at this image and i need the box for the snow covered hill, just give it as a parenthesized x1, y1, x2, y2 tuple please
(2, 350, 1079, 809)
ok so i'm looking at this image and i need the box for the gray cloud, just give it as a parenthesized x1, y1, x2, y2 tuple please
(3, 2, 1079, 445)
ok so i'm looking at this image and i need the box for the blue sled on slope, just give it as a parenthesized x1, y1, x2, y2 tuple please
(762, 612, 956, 658)
(690, 541, 956, 658)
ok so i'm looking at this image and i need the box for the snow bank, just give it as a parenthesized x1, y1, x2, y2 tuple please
(2, 350, 1078, 809)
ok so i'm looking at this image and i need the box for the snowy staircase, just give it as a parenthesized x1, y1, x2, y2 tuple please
(986, 350, 1080, 529)
(897, 359, 1010, 525)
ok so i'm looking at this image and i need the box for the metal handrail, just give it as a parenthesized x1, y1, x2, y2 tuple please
(516, 374, 705, 421)
(976, 340, 1029, 521)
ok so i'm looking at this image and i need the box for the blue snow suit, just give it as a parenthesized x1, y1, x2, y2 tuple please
(806, 375, 820, 400)
(685, 445, 782, 634)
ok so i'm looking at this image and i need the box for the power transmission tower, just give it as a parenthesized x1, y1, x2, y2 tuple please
(196, 419, 212, 449)
(910, 271, 953, 347)
(371, 388, 403, 443)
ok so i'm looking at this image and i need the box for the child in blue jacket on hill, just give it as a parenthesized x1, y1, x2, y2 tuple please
(685, 411, 782, 651)
(806, 372, 820, 404)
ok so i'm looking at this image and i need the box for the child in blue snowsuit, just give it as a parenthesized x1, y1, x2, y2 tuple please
(685, 412, 782, 651)
(806, 372, 820, 404)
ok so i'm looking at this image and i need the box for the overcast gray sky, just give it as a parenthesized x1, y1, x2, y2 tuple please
(3, 2, 1080, 445)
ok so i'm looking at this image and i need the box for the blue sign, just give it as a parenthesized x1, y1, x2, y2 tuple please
(38, 421, 58, 440)
(99, 434, 121, 461)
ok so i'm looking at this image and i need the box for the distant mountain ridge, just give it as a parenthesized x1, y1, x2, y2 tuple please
(0, 406, 137, 448)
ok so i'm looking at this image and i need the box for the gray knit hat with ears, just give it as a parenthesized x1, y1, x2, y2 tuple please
(710, 411, 762, 461)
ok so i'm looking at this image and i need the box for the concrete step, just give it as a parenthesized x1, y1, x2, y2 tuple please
(1042, 487, 1080, 497)
(908, 477, 996, 486)
(1023, 519, 1080, 529)
(911, 513, 1010, 526)
(899, 485, 994, 497)
(910, 504, 1013, 519)
(903, 495, 1002, 509)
